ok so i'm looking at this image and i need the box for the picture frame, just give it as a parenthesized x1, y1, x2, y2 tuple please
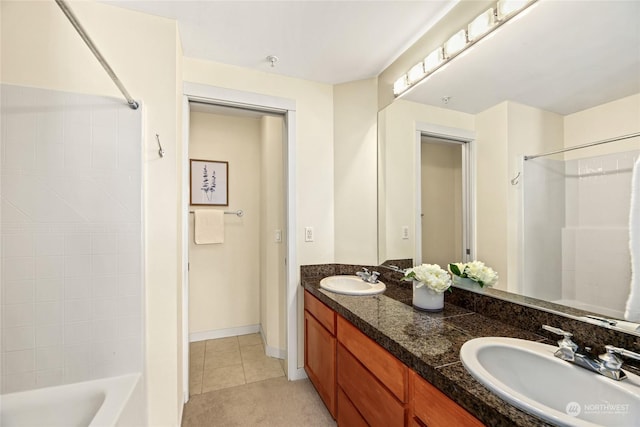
(190, 159, 229, 206)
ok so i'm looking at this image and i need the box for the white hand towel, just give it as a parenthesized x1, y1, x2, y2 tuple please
(194, 209, 224, 244)
(624, 155, 640, 321)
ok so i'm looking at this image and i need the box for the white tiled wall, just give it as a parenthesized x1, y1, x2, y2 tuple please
(522, 157, 565, 300)
(1, 85, 143, 393)
(523, 149, 637, 318)
(561, 150, 638, 318)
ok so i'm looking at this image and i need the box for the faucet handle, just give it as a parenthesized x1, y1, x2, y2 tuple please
(542, 325, 579, 354)
(599, 345, 640, 371)
(542, 325, 572, 337)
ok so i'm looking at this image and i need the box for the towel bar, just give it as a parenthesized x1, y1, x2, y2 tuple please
(189, 209, 243, 217)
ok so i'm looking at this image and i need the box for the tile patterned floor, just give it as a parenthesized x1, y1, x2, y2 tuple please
(189, 333, 285, 396)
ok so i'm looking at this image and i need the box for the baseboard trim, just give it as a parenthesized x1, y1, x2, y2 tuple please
(265, 345, 286, 359)
(189, 324, 260, 342)
(288, 366, 308, 381)
(259, 326, 286, 359)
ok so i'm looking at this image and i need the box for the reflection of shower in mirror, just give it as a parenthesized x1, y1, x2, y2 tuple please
(624, 155, 640, 322)
(523, 149, 640, 320)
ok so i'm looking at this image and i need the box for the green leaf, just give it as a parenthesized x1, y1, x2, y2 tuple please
(449, 263, 461, 276)
(402, 271, 416, 282)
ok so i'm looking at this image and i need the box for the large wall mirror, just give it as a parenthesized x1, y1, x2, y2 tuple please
(378, 0, 640, 332)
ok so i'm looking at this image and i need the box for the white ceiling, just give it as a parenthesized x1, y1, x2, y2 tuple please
(403, 0, 640, 115)
(101, 0, 458, 84)
(100, 0, 640, 115)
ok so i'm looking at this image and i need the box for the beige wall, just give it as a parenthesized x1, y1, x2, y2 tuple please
(183, 58, 335, 267)
(564, 93, 640, 159)
(474, 103, 509, 289)
(378, 99, 474, 263)
(333, 78, 378, 265)
(475, 101, 563, 291)
(421, 139, 462, 268)
(183, 58, 335, 368)
(1, 1, 183, 424)
(188, 112, 261, 334)
(259, 116, 286, 354)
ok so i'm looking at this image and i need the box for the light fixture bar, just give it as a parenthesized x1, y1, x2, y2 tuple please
(393, 0, 538, 98)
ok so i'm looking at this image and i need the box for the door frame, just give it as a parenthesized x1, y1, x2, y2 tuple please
(414, 122, 476, 265)
(181, 82, 301, 403)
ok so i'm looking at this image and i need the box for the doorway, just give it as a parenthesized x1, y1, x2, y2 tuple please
(415, 126, 475, 266)
(421, 136, 463, 266)
(181, 83, 300, 403)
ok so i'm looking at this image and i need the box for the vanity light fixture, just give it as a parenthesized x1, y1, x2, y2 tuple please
(393, 0, 537, 97)
(444, 29, 468, 58)
(393, 75, 410, 96)
(408, 62, 426, 84)
(497, 0, 532, 20)
(424, 47, 444, 73)
(468, 8, 496, 42)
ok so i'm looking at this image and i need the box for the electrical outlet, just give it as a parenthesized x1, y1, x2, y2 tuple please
(275, 229, 282, 243)
(305, 226, 314, 242)
(402, 226, 409, 240)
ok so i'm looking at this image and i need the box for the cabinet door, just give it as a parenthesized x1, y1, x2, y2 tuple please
(412, 371, 484, 427)
(337, 343, 405, 427)
(337, 387, 368, 427)
(304, 310, 336, 418)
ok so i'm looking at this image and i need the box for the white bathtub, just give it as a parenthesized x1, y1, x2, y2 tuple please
(0, 373, 144, 427)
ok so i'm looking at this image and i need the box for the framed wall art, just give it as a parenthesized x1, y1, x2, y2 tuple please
(190, 159, 229, 206)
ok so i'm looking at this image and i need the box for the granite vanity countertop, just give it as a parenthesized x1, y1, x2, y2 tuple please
(301, 274, 555, 427)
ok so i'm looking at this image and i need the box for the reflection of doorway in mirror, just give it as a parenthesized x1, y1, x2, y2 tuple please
(419, 135, 469, 267)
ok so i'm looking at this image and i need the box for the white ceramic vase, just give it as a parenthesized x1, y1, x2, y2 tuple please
(452, 276, 484, 292)
(412, 280, 444, 312)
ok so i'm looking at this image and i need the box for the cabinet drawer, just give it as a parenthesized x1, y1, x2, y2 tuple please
(337, 343, 405, 427)
(337, 315, 408, 402)
(337, 387, 368, 427)
(412, 371, 484, 427)
(304, 290, 335, 334)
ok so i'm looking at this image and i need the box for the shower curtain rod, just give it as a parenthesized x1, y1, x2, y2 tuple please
(55, 0, 139, 110)
(524, 132, 640, 161)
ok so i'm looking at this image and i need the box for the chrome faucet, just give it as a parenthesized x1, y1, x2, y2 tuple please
(542, 325, 640, 381)
(356, 267, 380, 284)
(377, 264, 407, 274)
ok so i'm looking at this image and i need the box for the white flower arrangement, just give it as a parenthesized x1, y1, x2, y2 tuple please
(448, 261, 498, 288)
(402, 263, 452, 293)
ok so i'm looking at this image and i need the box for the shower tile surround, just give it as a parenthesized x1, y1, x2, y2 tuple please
(1, 85, 143, 393)
(301, 264, 640, 427)
(524, 150, 639, 318)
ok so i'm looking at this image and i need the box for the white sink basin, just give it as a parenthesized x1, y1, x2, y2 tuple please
(460, 337, 640, 426)
(319, 275, 386, 296)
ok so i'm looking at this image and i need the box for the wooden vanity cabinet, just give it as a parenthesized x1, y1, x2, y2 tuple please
(304, 290, 485, 427)
(304, 291, 337, 418)
(411, 371, 484, 427)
